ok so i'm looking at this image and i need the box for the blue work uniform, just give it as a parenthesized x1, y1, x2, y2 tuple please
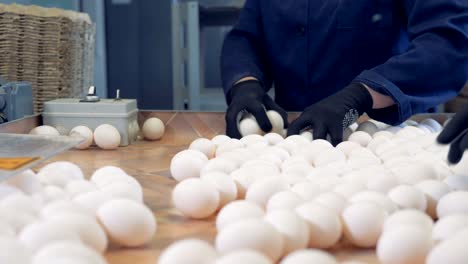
(221, 0, 468, 125)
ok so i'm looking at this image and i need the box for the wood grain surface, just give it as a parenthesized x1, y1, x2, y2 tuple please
(10, 111, 453, 263)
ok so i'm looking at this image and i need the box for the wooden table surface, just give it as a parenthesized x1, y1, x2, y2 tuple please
(1, 111, 398, 264)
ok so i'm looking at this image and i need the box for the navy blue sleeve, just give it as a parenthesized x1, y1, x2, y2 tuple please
(221, 0, 273, 101)
(355, 0, 468, 124)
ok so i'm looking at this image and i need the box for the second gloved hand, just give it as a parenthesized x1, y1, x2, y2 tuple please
(437, 105, 468, 164)
(287, 83, 373, 146)
(225, 80, 288, 139)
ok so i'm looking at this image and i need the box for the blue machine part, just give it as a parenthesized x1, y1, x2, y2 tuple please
(0, 78, 34, 123)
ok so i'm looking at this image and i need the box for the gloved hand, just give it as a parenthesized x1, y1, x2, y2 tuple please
(225, 80, 288, 139)
(287, 83, 373, 146)
(437, 105, 468, 164)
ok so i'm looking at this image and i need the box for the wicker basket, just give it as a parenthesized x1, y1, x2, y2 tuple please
(0, 4, 95, 113)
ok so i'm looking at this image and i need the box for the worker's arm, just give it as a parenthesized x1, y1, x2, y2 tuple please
(438, 105, 468, 164)
(221, 0, 287, 139)
(353, 0, 468, 125)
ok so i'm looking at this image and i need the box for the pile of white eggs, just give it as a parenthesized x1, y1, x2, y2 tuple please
(29, 117, 165, 150)
(163, 118, 468, 264)
(0, 162, 156, 264)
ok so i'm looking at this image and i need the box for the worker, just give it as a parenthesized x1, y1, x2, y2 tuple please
(221, 0, 468, 146)
(438, 105, 468, 164)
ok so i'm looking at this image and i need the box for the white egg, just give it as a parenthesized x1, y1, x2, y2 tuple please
(356, 121, 379, 135)
(172, 178, 220, 219)
(314, 148, 346, 167)
(40, 200, 91, 218)
(100, 181, 143, 203)
(267, 110, 284, 134)
(40, 185, 70, 203)
(437, 191, 468, 218)
(239, 115, 263, 136)
(47, 213, 108, 253)
(300, 131, 313, 141)
(264, 133, 284, 145)
(264, 146, 291, 161)
(0, 221, 15, 237)
(403, 120, 419, 127)
(215, 219, 284, 262)
(342, 202, 387, 248)
(383, 209, 433, 233)
(29, 125, 60, 136)
(69, 126, 93, 149)
(350, 191, 397, 214)
(388, 185, 427, 211)
(214, 250, 272, 264)
(366, 173, 399, 194)
(216, 200, 265, 231)
(37, 161, 84, 188)
(216, 139, 245, 156)
(97, 199, 156, 247)
(0, 207, 37, 232)
(159, 239, 218, 264)
(0, 183, 23, 199)
(170, 150, 209, 181)
(267, 191, 304, 212)
(200, 157, 238, 176)
(336, 141, 362, 157)
(90, 166, 129, 185)
(65, 180, 97, 197)
(290, 181, 322, 201)
(391, 162, 439, 185)
(348, 131, 373, 147)
(5, 169, 42, 195)
(444, 174, 468, 191)
(211, 134, 231, 146)
(0, 237, 32, 264)
(415, 180, 450, 219)
(433, 214, 468, 242)
(93, 124, 121, 149)
(427, 233, 468, 264)
(201, 171, 237, 207)
(420, 118, 442, 133)
(73, 191, 112, 214)
(313, 191, 347, 214)
(241, 134, 267, 146)
(333, 182, 366, 199)
(142, 117, 165, 140)
(373, 130, 394, 140)
(279, 249, 337, 264)
(189, 138, 216, 159)
(395, 126, 426, 139)
(264, 210, 309, 255)
(19, 221, 81, 251)
(0, 193, 41, 215)
(295, 202, 342, 249)
(32, 241, 106, 264)
(245, 177, 288, 208)
(367, 137, 392, 154)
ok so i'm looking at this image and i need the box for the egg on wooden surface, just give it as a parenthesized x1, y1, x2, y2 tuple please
(383, 209, 433, 233)
(216, 200, 265, 231)
(211, 134, 231, 146)
(29, 125, 60, 136)
(264, 210, 309, 255)
(93, 124, 121, 150)
(69, 126, 94, 149)
(170, 150, 209, 181)
(342, 202, 388, 248)
(214, 250, 273, 264)
(432, 214, 468, 242)
(159, 239, 218, 264)
(348, 131, 373, 147)
(201, 171, 237, 208)
(90, 166, 128, 184)
(47, 213, 108, 253)
(437, 191, 468, 218)
(264, 133, 284, 145)
(40, 200, 91, 218)
(40, 185, 70, 203)
(415, 180, 450, 219)
(100, 181, 143, 203)
(18, 221, 81, 252)
(0, 193, 41, 215)
(295, 202, 342, 249)
(142, 117, 165, 140)
(189, 138, 216, 159)
(279, 249, 337, 264)
(73, 191, 112, 214)
(5, 169, 42, 195)
(387, 185, 427, 212)
(215, 219, 284, 262)
(37, 161, 84, 188)
(172, 178, 219, 219)
(97, 199, 156, 247)
(239, 115, 263, 136)
(32, 241, 106, 264)
(216, 139, 245, 156)
(65, 180, 97, 198)
(377, 225, 432, 264)
(267, 110, 284, 134)
(314, 192, 347, 214)
(200, 157, 238, 176)
(0, 237, 32, 264)
(266, 190, 304, 212)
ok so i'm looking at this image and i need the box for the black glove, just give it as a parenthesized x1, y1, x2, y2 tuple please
(287, 83, 373, 146)
(437, 105, 468, 164)
(225, 80, 288, 139)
